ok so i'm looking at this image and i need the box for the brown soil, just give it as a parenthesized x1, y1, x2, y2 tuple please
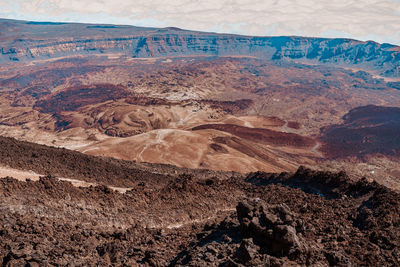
(34, 84, 131, 113)
(321, 105, 400, 159)
(0, 136, 236, 188)
(1, 55, 399, 180)
(0, 163, 399, 266)
(287, 121, 301, 129)
(201, 99, 254, 114)
(193, 123, 315, 148)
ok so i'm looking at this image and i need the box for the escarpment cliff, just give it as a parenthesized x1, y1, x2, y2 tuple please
(131, 34, 400, 77)
(1, 19, 399, 77)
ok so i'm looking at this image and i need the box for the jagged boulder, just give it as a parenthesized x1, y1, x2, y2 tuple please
(234, 238, 259, 264)
(236, 200, 305, 259)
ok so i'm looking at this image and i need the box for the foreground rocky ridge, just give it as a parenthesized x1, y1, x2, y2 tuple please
(0, 137, 399, 266)
(1, 19, 399, 77)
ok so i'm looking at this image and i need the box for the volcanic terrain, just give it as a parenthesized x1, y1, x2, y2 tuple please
(0, 136, 399, 266)
(0, 18, 400, 266)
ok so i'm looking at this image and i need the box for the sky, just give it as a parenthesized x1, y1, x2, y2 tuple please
(1, 0, 400, 45)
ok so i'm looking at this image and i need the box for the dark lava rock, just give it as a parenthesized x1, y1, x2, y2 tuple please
(0, 141, 399, 267)
(237, 201, 305, 258)
(234, 238, 259, 263)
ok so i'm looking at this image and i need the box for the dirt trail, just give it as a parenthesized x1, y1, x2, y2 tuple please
(0, 165, 131, 193)
(0, 166, 40, 181)
(311, 141, 323, 156)
(281, 121, 292, 133)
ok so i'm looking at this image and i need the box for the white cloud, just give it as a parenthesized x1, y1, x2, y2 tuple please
(2, 0, 400, 45)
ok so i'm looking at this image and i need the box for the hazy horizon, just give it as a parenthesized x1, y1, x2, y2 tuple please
(1, 0, 399, 45)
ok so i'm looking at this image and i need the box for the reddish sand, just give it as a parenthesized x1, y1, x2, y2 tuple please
(192, 123, 315, 148)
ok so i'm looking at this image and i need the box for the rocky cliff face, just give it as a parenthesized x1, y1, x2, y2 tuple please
(1, 18, 399, 77)
(131, 34, 400, 77)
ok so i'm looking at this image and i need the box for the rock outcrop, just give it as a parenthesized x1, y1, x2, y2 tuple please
(0, 137, 399, 266)
(1, 19, 399, 77)
(236, 201, 305, 259)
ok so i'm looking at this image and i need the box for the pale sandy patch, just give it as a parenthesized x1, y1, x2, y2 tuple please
(0, 165, 131, 193)
(0, 166, 41, 181)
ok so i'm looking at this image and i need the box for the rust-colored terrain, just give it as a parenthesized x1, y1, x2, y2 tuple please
(0, 19, 400, 265)
(0, 136, 399, 266)
(1, 54, 399, 174)
(1, 53, 399, 177)
(34, 84, 131, 113)
(321, 105, 400, 158)
(192, 124, 315, 148)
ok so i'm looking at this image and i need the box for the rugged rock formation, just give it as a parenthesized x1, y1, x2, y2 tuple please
(1, 19, 399, 77)
(0, 18, 399, 266)
(236, 201, 306, 259)
(0, 135, 399, 266)
(173, 173, 400, 266)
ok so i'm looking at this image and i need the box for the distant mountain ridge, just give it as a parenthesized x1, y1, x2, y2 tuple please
(0, 18, 399, 77)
